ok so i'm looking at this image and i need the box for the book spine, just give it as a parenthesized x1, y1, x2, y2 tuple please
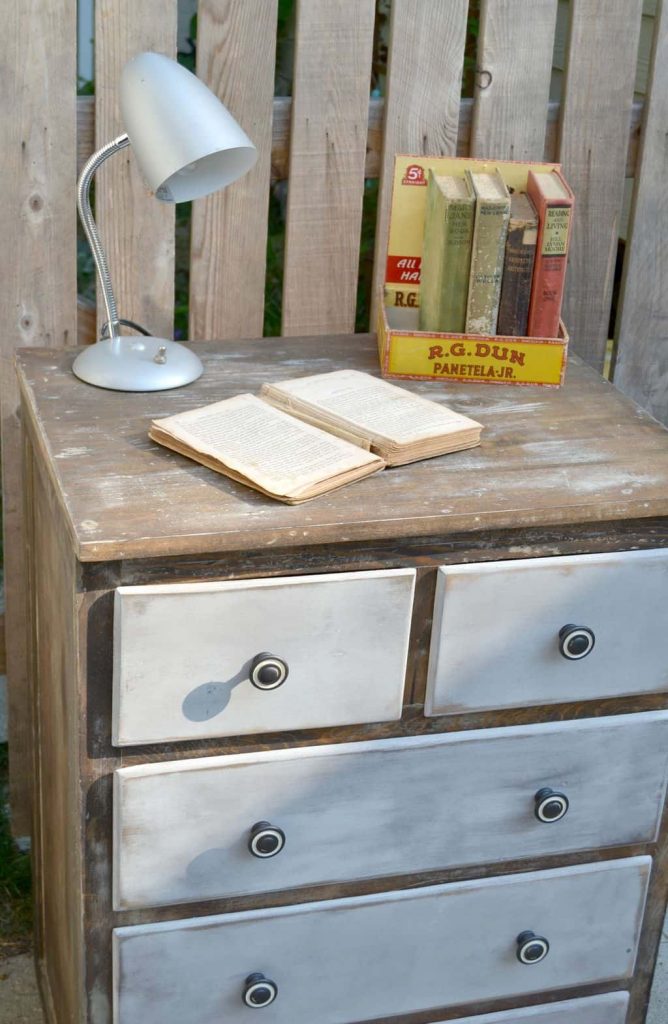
(465, 199, 510, 335)
(497, 216, 538, 337)
(420, 188, 474, 334)
(527, 185, 573, 338)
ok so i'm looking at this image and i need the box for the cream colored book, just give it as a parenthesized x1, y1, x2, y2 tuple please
(261, 369, 482, 466)
(150, 371, 483, 504)
(149, 393, 384, 505)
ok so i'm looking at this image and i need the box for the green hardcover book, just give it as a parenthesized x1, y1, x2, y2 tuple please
(465, 169, 511, 335)
(419, 171, 474, 333)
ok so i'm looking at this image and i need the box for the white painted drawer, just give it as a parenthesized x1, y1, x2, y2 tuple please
(114, 711, 668, 909)
(426, 548, 668, 715)
(438, 992, 629, 1024)
(114, 857, 649, 1024)
(112, 569, 415, 745)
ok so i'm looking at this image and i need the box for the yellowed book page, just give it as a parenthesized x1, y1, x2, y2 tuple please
(262, 370, 482, 447)
(150, 393, 383, 500)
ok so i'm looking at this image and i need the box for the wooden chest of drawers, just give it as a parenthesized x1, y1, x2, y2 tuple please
(17, 336, 668, 1024)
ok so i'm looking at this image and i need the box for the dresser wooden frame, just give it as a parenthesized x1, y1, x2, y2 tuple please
(19, 336, 668, 1024)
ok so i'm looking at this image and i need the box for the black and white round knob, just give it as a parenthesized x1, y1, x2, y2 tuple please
(559, 624, 595, 660)
(535, 787, 569, 823)
(249, 653, 289, 690)
(243, 973, 278, 1008)
(248, 821, 286, 859)
(516, 931, 550, 965)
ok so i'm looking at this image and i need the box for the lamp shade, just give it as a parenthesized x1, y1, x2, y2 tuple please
(119, 52, 257, 202)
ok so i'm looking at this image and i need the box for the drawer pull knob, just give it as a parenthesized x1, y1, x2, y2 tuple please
(250, 653, 289, 690)
(516, 931, 550, 965)
(535, 787, 569, 823)
(559, 624, 595, 660)
(243, 973, 278, 1008)
(249, 821, 286, 858)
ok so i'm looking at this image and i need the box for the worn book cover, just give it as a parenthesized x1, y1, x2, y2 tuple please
(150, 371, 482, 503)
(465, 169, 511, 335)
(419, 171, 474, 333)
(497, 192, 538, 337)
(527, 169, 575, 338)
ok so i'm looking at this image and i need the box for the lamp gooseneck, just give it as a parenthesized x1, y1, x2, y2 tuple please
(76, 133, 131, 342)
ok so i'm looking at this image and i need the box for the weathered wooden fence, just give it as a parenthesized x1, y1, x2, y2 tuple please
(2, 0, 666, 832)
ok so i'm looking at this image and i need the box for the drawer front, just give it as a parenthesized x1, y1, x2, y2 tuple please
(440, 993, 629, 1024)
(112, 569, 415, 745)
(426, 549, 668, 715)
(114, 858, 649, 1024)
(114, 711, 668, 909)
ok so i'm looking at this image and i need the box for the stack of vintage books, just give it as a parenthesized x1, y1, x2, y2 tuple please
(420, 167, 573, 340)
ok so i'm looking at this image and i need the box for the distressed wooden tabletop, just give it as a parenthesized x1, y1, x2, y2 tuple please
(16, 335, 668, 562)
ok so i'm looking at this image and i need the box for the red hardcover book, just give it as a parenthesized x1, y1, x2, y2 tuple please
(526, 169, 574, 338)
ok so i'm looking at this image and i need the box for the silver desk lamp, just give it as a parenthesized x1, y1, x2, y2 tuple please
(73, 52, 257, 391)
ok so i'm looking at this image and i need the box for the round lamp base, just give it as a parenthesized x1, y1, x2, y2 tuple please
(72, 337, 203, 392)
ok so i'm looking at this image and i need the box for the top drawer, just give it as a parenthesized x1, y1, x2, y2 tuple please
(426, 548, 668, 715)
(112, 569, 415, 746)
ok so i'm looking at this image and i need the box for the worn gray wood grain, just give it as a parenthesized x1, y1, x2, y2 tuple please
(0, 0, 78, 836)
(113, 858, 650, 1024)
(558, 0, 643, 369)
(282, 0, 376, 336)
(472, 0, 558, 161)
(372, 0, 469, 326)
(15, 337, 668, 562)
(113, 712, 668, 910)
(613, 0, 668, 426)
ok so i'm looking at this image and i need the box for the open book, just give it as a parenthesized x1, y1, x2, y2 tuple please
(149, 370, 483, 504)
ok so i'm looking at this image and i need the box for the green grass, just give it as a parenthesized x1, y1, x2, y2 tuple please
(0, 744, 32, 957)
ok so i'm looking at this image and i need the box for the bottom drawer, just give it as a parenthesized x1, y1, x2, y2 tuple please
(114, 858, 648, 1024)
(441, 992, 629, 1023)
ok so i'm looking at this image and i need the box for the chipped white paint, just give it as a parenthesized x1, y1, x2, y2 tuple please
(113, 569, 415, 745)
(113, 858, 650, 1024)
(113, 712, 668, 910)
(427, 548, 668, 714)
(436, 992, 629, 1024)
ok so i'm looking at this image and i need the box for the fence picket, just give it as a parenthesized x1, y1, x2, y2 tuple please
(0, 0, 78, 835)
(613, 2, 668, 425)
(282, 0, 376, 336)
(371, 0, 469, 327)
(472, 0, 558, 160)
(558, 0, 643, 369)
(95, 1, 177, 339)
(190, 0, 278, 342)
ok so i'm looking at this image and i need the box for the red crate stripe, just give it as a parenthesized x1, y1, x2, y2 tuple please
(386, 255, 422, 284)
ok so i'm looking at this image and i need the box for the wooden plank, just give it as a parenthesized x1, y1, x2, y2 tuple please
(189, 1, 278, 342)
(471, 0, 558, 160)
(558, 0, 643, 369)
(77, 94, 647, 184)
(114, 859, 649, 1024)
(613, 0, 668, 424)
(94, 1, 177, 339)
(114, 713, 668, 910)
(437, 994, 630, 1024)
(281, 0, 376, 336)
(112, 570, 414, 746)
(426, 550, 668, 714)
(28, 451, 83, 1022)
(372, 1, 469, 327)
(0, 0, 77, 835)
(15, 338, 668, 562)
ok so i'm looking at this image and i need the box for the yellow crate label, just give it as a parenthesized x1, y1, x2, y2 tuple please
(387, 332, 565, 386)
(542, 206, 571, 256)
